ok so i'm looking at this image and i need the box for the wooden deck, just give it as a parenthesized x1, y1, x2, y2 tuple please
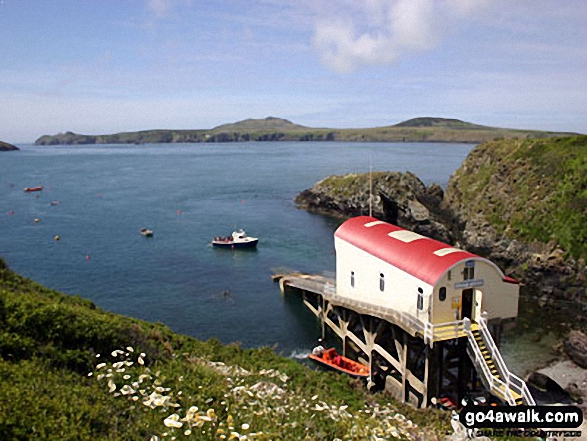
(272, 272, 334, 296)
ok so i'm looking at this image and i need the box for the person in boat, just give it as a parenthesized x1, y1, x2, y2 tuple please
(311, 338, 325, 356)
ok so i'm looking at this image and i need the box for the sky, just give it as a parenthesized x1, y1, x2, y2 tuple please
(0, 0, 585, 142)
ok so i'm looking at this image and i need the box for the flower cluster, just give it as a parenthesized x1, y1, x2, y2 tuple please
(91, 347, 434, 440)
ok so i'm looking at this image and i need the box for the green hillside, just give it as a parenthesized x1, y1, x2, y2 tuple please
(34, 116, 578, 145)
(445, 135, 587, 260)
(394, 117, 491, 129)
(0, 259, 448, 440)
(211, 117, 309, 132)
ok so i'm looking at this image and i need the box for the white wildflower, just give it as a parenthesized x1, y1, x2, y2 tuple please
(164, 414, 183, 428)
(120, 385, 135, 395)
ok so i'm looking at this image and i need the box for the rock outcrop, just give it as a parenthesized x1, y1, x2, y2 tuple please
(563, 331, 587, 369)
(0, 141, 19, 151)
(295, 171, 453, 243)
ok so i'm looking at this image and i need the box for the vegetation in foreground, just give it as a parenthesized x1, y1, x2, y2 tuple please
(0, 259, 450, 440)
(34, 116, 576, 146)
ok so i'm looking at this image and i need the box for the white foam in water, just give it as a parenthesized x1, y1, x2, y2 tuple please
(290, 349, 311, 359)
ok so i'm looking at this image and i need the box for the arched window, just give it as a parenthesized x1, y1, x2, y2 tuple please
(350, 271, 355, 288)
(379, 273, 385, 292)
(417, 287, 424, 310)
(439, 287, 447, 301)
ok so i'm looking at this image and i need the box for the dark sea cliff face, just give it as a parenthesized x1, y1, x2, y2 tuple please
(0, 141, 19, 151)
(294, 171, 453, 243)
(295, 138, 587, 308)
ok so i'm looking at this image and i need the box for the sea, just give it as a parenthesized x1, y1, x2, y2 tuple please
(0, 141, 557, 373)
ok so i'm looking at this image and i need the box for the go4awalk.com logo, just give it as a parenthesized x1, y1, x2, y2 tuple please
(460, 405, 582, 429)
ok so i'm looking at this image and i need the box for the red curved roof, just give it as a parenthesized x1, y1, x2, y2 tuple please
(334, 216, 508, 286)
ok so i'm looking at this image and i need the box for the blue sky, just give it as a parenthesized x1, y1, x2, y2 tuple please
(0, 0, 585, 142)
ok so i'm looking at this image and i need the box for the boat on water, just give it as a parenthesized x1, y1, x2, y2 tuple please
(308, 347, 369, 379)
(24, 186, 43, 192)
(140, 228, 153, 237)
(212, 229, 258, 248)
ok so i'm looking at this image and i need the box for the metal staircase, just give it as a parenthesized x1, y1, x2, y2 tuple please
(464, 317, 535, 406)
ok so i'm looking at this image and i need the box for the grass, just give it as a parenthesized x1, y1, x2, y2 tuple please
(448, 135, 587, 260)
(0, 260, 451, 440)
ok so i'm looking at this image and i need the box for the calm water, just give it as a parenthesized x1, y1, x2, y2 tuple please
(1, 141, 476, 357)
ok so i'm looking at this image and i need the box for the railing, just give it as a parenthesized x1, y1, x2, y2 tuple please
(323, 284, 534, 405)
(464, 317, 535, 406)
(323, 284, 466, 345)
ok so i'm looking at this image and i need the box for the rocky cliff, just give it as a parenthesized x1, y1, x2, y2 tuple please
(295, 171, 452, 243)
(0, 141, 18, 151)
(444, 135, 587, 304)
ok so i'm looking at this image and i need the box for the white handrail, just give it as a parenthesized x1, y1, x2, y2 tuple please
(477, 317, 535, 406)
(464, 318, 517, 405)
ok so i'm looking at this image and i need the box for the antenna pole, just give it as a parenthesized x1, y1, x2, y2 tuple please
(369, 164, 373, 218)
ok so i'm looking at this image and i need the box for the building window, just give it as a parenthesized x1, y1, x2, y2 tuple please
(351, 271, 355, 288)
(439, 287, 446, 301)
(464, 267, 475, 280)
(379, 273, 385, 292)
(448, 270, 452, 281)
(417, 287, 424, 310)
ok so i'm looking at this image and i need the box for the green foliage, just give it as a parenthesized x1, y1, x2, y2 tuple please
(451, 136, 587, 259)
(0, 261, 450, 440)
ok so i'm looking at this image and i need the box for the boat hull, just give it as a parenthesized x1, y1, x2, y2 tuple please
(212, 239, 258, 248)
(308, 349, 369, 379)
(24, 186, 43, 192)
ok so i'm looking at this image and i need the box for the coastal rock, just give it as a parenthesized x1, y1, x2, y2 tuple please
(295, 171, 453, 243)
(563, 331, 587, 369)
(443, 136, 587, 302)
(0, 141, 19, 151)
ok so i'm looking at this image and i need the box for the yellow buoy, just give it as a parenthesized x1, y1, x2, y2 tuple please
(35, 218, 40, 223)
(54, 235, 60, 241)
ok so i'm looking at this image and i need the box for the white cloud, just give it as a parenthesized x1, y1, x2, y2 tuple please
(148, 0, 174, 18)
(312, 0, 488, 73)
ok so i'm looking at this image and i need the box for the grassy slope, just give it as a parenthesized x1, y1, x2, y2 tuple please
(0, 260, 449, 440)
(34, 117, 577, 145)
(447, 135, 587, 260)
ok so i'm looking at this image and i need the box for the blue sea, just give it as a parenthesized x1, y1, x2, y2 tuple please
(1, 141, 477, 357)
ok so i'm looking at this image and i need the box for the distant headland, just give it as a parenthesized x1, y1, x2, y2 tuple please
(34, 116, 578, 145)
(0, 141, 19, 151)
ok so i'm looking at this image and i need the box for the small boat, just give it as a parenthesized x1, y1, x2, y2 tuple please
(308, 348, 369, 379)
(212, 229, 258, 249)
(24, 186, 43, 192)
(140, 228, 153, 237)
(50, 201, 59, 206)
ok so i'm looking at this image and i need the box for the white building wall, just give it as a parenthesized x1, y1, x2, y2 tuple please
(335, 238, 433, 320)
(430, 260, 519, 323)
(336, 238, 520, 326)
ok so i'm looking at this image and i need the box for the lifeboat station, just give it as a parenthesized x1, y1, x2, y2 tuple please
(275, 216, 535, 408)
